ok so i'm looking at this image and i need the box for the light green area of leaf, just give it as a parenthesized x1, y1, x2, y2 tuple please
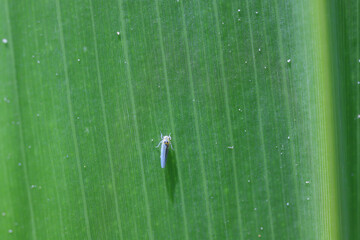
(0, 0, 358, 239)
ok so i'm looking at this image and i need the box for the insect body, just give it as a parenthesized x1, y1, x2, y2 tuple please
(156, 133, 173, 168)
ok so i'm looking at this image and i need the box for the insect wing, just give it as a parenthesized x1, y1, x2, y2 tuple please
(160, 143, 169, 168)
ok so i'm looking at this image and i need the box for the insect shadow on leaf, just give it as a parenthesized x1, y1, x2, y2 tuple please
(165, 150, 178, 203)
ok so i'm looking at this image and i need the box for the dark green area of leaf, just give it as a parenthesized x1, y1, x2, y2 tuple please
(0, 0, 358, 239)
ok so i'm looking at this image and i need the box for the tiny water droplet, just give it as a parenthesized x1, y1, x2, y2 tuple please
(77, 58, 80, 62)
(8, 229, 13, 234)
(305, 180, 310, 184)
(28, 145, 31, 149)
(2, 212, 6, 216)
(287, 59, 291, 63)
(18, 163, 21, 166)
(37, 60, 40, 64)
(255, 11, 259, 15)
(237, 9, 241, 12)
(288, 136, 290, 139)
(248, 179, 251, 183)
(116, 31, 120, 36)
(227, 146, 234, 149)
(306, 197, 310, 200)
(258, 48, 261, 52)
(260, 227, 264, 230)
(36, 113, 40, 117)
(286, 202, 290, 206)
(2, 38, 8, 44)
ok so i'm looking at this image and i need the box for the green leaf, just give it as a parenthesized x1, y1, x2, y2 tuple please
(0, 0, 357, 239)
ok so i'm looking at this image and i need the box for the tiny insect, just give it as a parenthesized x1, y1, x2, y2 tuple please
(156, 132, 173, 168)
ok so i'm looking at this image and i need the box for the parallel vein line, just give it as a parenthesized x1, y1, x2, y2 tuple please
(357, 0, 360, 237)
(154, 1, 189, 239)
(55, 1, 92, 239)
(259, 1, 290, 238)
(229, 1, 259, 236)
(273, 1, 303, 238)
(212, 1, 244, 239)
(88, 1, 123, 238)
(197, 1, 229, 238)
(27, 3, 67, 238)
(116, 1, 154, 239)
(299, 0, 317, 236)
(4, 1, 37, 239)
(245, 0, 275, 239)
(179, 1, 214, 239)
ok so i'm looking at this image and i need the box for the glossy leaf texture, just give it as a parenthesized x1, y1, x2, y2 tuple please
(0, 0, 357, 239)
